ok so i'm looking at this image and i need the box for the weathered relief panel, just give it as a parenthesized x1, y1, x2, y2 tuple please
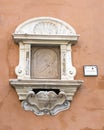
(31, 46, 60, 79)
(9, 17, 83, 115)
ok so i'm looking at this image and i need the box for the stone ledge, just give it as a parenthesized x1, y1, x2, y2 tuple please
(9, 79, 83, 101)
(13, 34, 80, 44)
(9, 79, 83, 115)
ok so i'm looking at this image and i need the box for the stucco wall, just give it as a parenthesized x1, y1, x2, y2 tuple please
(0, 0, 104, 130)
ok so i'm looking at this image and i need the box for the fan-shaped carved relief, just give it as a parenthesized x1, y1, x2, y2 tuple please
(33, 21, 57, 35)
(14, 17, 76, 35)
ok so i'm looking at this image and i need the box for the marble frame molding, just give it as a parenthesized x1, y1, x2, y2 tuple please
(10, 17, 83, 115)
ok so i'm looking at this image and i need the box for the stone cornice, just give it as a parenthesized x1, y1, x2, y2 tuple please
(13, 34, 80, 44)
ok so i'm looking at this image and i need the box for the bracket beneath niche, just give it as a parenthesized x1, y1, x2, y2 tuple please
(9, 17, 83, 115)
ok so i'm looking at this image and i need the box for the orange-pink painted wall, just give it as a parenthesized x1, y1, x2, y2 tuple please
(0, 0, 104, 130)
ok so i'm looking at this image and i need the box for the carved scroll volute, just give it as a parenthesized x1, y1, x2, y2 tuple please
(15, 42, 31, 80)
(61, 44, 76, 80)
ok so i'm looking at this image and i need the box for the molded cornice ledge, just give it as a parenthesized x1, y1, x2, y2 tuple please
(10, 79, 83, 115)
(12, 34, 80, 45)
(10, 79, 84, 99)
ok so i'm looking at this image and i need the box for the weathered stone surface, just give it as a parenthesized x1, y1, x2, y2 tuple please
(9, 17, 83, 115)
(10, 79, 83, 100)
(22, 91, 70, 115)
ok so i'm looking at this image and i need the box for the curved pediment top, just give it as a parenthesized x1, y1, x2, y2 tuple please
(14, 17, 76, 35)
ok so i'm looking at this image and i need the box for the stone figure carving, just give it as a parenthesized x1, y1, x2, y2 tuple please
(32, 47, 60, 79)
